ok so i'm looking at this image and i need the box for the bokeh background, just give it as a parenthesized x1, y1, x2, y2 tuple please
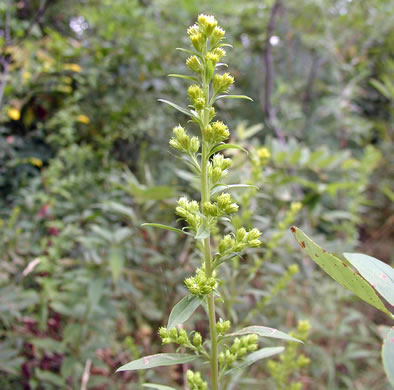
(0, 0, 393, 389)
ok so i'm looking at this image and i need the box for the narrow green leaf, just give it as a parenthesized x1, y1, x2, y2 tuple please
(225, 347, 284, 375)
(209, 143, 247, 157)
(176, 47, 202, 58)
(158, 99, 192, 117)
(211, 184, 258, 197)
(216, 43, 233, 48)
(116, 353, 198, 372)
(143, 384, 177, 390)
(291, 227, 392, 317)
(343, 253, 394, 306)
(225, 326, 302, 343)
(167, 295, 201, 329)
(216, 95, 253, 101)
(168, 74, 199, 82)
(382, 327, 394, 386)
(141, 223, 185, 235)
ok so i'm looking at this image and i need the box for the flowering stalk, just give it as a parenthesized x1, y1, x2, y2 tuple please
(117, 15, 302, 390)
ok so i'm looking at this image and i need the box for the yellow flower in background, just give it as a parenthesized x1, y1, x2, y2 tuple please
(8, 108, 21, 121)
(77, 114, 90, 124)
(257, 147, 271, 160)
(30, 158, 43, 168)
(64, 63, 82, 73)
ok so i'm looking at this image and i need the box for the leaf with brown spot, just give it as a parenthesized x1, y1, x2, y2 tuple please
(291, 227, 392, 317)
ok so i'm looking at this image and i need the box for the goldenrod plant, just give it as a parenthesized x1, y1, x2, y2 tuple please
(116, 15, 303, 390)
(267, 320, 311, 390)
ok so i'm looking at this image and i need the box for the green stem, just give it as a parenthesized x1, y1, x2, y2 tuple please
(201, 75, 219, 389)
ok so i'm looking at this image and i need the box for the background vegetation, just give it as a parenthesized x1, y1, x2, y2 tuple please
(0, 0, 393, 389)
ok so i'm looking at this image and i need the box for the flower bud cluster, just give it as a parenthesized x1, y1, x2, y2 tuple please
(218, 227, 262, 255)
(185, 268, 218, 296)
(176, 197, 201, 231)
(206, 48, 226, 66)
(188, 85, 206, 110)
(216, 319, 231, 335)
(208, 154, 232, 184)
(187, 15, 225, 55)
(219, 334, 259, 368)
(186, 55, 203, 74)
(169, 125, 200, 154)
(278, 201, 302, 231)
(202, 120, 230, 145)
(213, 73, 234, 94)
(202, 193, 239, 217)
(186, 370, 208, 390)
(267, 320, 311, 389)
(158, 327, 204, 352)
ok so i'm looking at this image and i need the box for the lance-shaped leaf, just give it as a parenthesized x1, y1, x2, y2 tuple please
(141, 223, 185, 235)
(168, 74, 199, 82)
(216, 94, 253, 101)
(143, 384, 177, 390)
(158, 99, 193, 117)
(176, 47, 202, 58)
(167, 295, 201, 329)
(225, 347, 284, 375)
(224, 326, 302, 343)
(382, 327, 394, 386)
(211, 184, 258, 197)
(343, 253, 394, 306)
(195, 223, 210, 240)
(116, 353, 198, 372)
(209, 143, 247, 158)
(291, 227, 392, 317)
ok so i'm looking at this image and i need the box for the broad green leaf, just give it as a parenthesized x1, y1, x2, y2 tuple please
(209, 143, 247, 157)
(291, 227, 392, 317)
(116, 353, 198, 372)
(225, 347, 284, 375)
(211, 184, 258, 197)
(382, 327, 394, 386)
(168, 74, 199, 82)
(343, 253, 394, 305)
(195, 224, 210, 240)
(158, 99, 192, 117)
(141, 223, 185, 235)
(143, 384, 177, 390)
(216, 94, 253, 101)
(167, 295, 201, 329)
(225, 326, 302, 343)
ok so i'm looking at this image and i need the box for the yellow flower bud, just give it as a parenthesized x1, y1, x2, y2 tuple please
(186, 55, 202, 73)
(77, 114, 90, 124)
(8, 108, 21, 121)
(211, 26, 225, 46)
(197, 14, 217, 36)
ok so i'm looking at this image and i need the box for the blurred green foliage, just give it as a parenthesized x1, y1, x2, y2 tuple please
(0, 0, 393, 389)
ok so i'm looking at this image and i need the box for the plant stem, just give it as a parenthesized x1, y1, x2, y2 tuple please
(201, 80, 219, 389)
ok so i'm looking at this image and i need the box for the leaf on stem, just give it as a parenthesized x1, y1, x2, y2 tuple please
(225, 347, 284, 375)
(209, 143, 247, 157)
(167, 295, 201, 329)
(195, 224, 210, 240)
(116, 353, 198, 372)
(211, 184, 258, 197)
(224, 326, 302, 343)
(141, 223, 185, 235)
(382, 327, 394, 386)
(215, 95, 253, 102)
(168, 74, 199, 82)
(291, 226, 392, 317)
(143, 384, 177, 390)
(343, 253, 394, 306)
(158, 99, 193, 117)
(176, 47, 202, 58)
